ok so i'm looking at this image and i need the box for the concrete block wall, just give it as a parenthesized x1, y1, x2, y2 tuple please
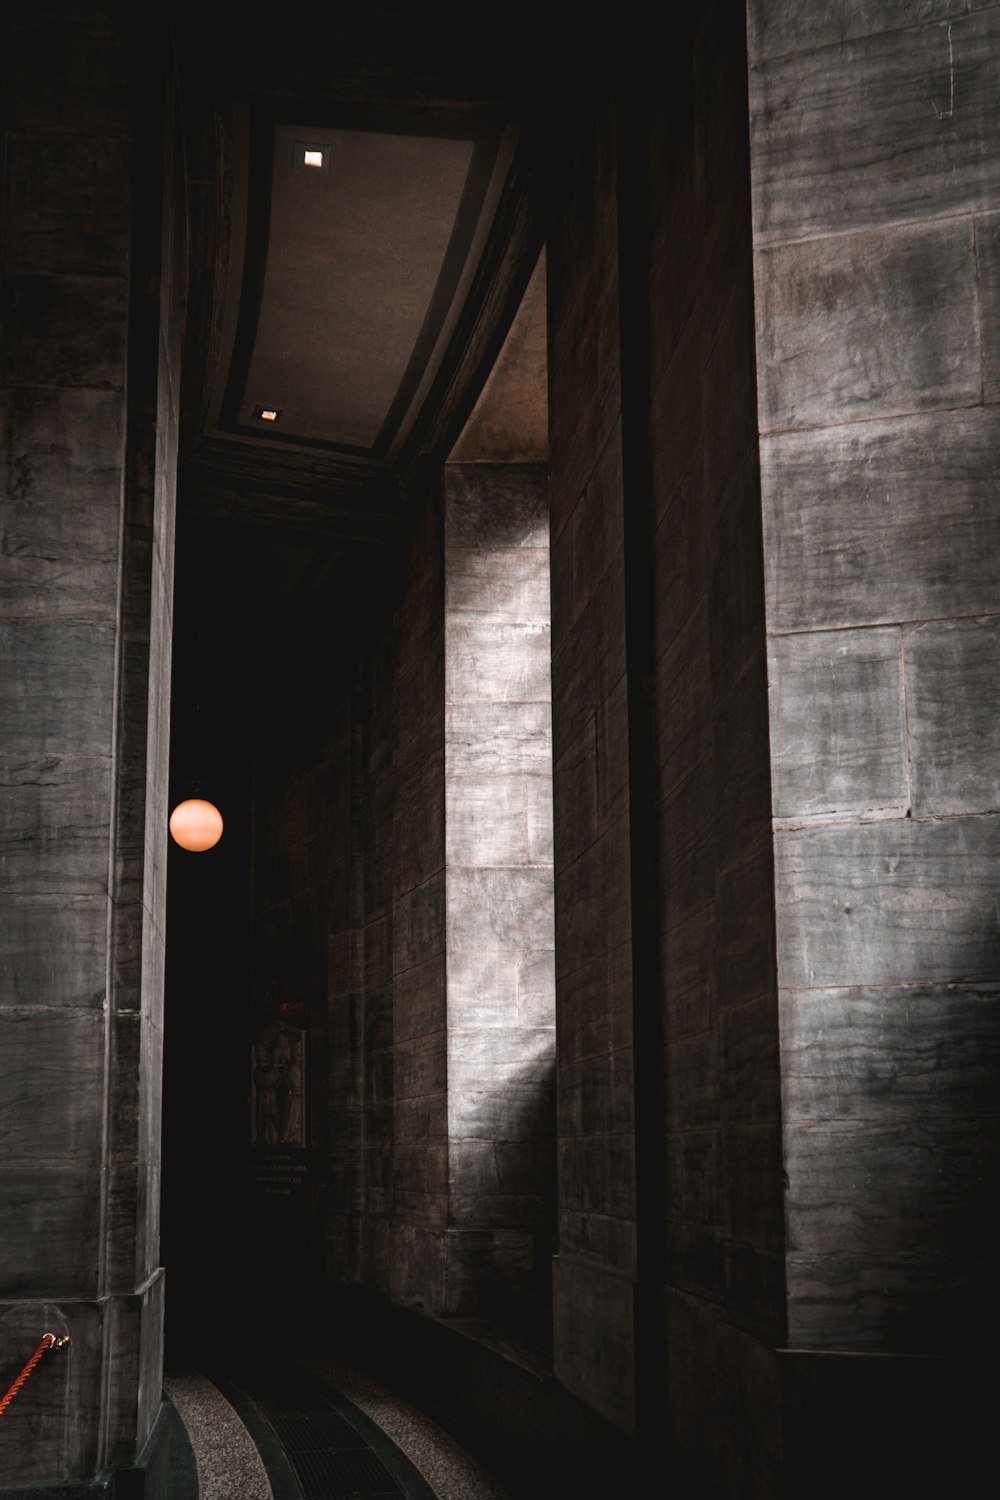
(749, 0, 1000, 1364)
(0, 7, 179, 1486)
(443, 463, 555, 1324)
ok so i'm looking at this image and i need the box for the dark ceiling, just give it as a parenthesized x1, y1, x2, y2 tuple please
(171, 4, 558, 629)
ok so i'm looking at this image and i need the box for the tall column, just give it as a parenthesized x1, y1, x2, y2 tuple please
(0, 8, 179, 1488)
(546, 85, 638, 1431)
(749, 0, 1000, 1484)
(443, 463, 555, 1327)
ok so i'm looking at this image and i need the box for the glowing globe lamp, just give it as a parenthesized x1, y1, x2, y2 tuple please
(169, 798, 223, 852)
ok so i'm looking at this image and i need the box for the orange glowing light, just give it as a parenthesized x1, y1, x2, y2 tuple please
(302, 149, 324, 168)
(169, 799, 223, 852)
(259, 408, 279, 421)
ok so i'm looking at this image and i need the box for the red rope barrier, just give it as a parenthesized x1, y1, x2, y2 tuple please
(0, 1333, 70, 1418)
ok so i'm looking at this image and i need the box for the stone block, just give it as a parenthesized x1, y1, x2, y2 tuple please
(517, 947, 555, 1027)
(558, 1209, 635, 1272)
(666, 1129, 723, 1229)
(762, 408, 1000, 632)
(748, 0, 967, 64)
(389, 1223, 447, 1314)
(723, 1120, 785, 1254)
(719, 994, 782, 1124)
(558, 1134, 635, 1226)
(663, 1286, 782, 1499)
(780, 983, 1000, 1120)
(723, 1242, 786, 1340)
(905, 615, 1000, 815)
(445, 618, 551, 705)
(756, 219, 979, 431)
(446, 776, 532, 866)
(0, 1008, 104, 1163)
(0, 1297, 102, 1485)
(449, 1083, 553, 1142)
(3, 8, 127, 132)
(551, 563, 627, 758)
(1, 894, 106, 1007)
(446, 865, 555, 952)
(554, 816, 631, 976)
(0, 387, 123, 620)
(392, 870, 445, 974)
(768, 627, 908, 821)
(446, 701, 551, 776)
(449, 1138, 552, 1217)
(3, 127, 130, 276)
(784, 1115, 996, 1257)
(0, 1165, 101, 1297)
(443, 464, 548, 549)
(394, 1094, 446, 1145)
(775, 814, 1000, 987)
(716, 841, 778, 1008)
(665, 1029, 721, 1133)
(547, 282, 622, 525)
(660, 901, 717, 1039)
(0, 620, 116, 757)
(552, 1254, 635, 1431)
(559, 1049, 634, 1138)
(448, 1025, 555, 1091)
(659, 762, 717, 928)
(445, 547, 550, 623)
(442, 1227, 539, 1315)
(785, 1247, 990, 1352)
(392, 952, 445, 1043)
(391, 1031, 446, 1100)
(1, 271, 128, 389)
(554, 941, 633, 1062)
(751, 9, 1000, 241)
(666, 1220, 726, 1301)
(446, 948, 520, 1027)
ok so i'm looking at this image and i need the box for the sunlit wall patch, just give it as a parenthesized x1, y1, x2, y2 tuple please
(293, 142, 329, 171)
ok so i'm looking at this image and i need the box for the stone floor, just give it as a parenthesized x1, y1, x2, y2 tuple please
(163, 1357, 512, 1500)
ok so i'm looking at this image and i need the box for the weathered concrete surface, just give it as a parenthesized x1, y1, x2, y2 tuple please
(0, 7, 178, 1485)
(751, 0, 1000, 1413)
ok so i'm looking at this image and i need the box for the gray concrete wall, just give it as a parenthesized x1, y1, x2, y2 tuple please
(750, 0, 1000, 1362)
(443, 463, 555, 1327)
(0, 8, 180, 1485)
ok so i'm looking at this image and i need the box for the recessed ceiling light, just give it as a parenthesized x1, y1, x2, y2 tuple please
(293, 142, 329, 172)
(254, 405, 282, 423)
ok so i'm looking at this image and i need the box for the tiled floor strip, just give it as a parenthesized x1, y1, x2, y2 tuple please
(165, 1359, 511, 1500)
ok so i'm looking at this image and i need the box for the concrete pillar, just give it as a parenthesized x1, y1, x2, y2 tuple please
(749, 0, 1000, 1484)
(0, 8, 179, 1488)
(443, 463, 555, 1325)
(546, 85, 638, 1432)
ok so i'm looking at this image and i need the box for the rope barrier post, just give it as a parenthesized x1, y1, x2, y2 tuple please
(0, 1334, 71, 1419)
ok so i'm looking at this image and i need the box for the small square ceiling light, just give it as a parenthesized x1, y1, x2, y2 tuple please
(254, 405, 282, 423)
(294, 142, 329, 171)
